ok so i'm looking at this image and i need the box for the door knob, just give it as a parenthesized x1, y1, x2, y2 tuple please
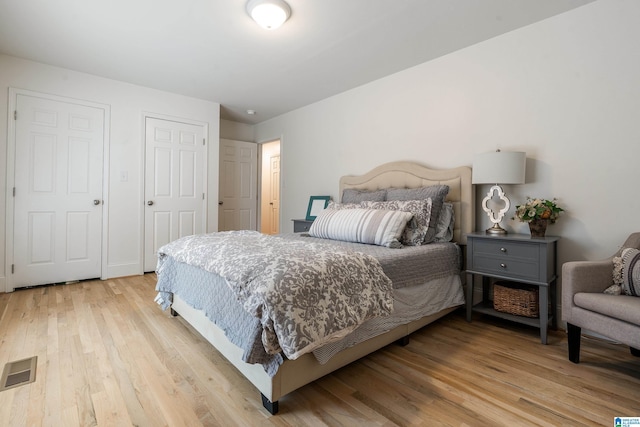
(147, 201, 154, 206)
(93, 199, 101, 205)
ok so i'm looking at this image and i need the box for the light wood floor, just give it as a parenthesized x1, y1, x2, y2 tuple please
(0, 274, 639, 426)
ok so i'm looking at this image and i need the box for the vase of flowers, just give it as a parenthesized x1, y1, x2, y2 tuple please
(513, 197, 564, 237)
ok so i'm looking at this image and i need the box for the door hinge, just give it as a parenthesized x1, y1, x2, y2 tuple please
(11, 264, 14, 274)
(14, 110, 17, 120)
(202, 193, 205, 200)
(202, 138, 205, 146)
(13, 187, 16, 197)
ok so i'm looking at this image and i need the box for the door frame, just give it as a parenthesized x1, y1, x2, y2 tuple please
(257, 138, 281, 235)
(140, 112, 208, 274)
(257, 137, 283, 234)
(5, 88, 111, 292)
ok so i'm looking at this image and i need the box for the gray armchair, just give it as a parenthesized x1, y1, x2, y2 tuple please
(561, 232, 640, 363)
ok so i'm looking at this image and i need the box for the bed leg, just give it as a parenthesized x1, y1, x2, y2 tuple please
(170, 307, 179, 317)
(396, 336, 410, 346)
(261, 393, 279, 415)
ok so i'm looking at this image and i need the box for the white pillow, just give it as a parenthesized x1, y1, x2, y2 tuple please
(309, 208, 413, 248)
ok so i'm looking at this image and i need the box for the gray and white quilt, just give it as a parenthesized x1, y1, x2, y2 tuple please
(156, 230, 394, 360)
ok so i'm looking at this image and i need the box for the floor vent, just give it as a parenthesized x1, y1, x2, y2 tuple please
(0, 356, 37, 391)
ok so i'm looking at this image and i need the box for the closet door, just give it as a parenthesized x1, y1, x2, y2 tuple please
(12, 93, 105, 288)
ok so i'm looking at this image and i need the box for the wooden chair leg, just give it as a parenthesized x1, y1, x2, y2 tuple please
(567, 323, 581, 364)
(631, 347, 640, 357)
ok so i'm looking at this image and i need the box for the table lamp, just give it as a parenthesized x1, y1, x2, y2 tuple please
(472, 150, 526, 234)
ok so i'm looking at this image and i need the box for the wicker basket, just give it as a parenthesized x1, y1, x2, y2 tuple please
(493, 281, 539, 318)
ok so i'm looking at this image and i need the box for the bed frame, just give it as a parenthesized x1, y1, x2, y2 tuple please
(169, 161, 474, 414)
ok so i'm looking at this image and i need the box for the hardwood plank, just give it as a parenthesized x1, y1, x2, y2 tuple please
(0, 275, 639, 426)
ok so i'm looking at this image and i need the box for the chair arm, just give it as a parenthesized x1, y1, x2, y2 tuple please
(621, 232, 640, 253)
(561, 259, 613, 311)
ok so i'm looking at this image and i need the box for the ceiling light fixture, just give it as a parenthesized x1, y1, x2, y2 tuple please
(246, 0, 291, 30)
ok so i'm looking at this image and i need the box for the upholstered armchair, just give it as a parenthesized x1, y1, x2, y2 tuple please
(561, 232, 640, 363)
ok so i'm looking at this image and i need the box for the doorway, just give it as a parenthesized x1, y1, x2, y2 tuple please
(259, 140, 281, 235)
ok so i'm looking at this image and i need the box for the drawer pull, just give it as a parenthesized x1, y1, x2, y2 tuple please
(500, 263, 507, 269)
(500, 247, 507, 252)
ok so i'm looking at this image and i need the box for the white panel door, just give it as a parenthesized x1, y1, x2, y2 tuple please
(269, 155, 280, 234)
(13, 94, 104, 288)
(219, 139, 257, 231)
(144, 117, 206, 272)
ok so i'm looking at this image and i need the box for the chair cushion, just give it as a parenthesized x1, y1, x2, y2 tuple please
(574, 292, 640, 326)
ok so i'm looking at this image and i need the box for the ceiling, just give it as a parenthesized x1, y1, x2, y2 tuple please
(0, 0, 594, 124)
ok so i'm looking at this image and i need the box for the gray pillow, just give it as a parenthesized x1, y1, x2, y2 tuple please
(327, 201, 360, 210)
(386, 185, 449, 243)
(433, 202, 455, 242)
(362, 199, 432, 246)
(341, 188, 386, 204)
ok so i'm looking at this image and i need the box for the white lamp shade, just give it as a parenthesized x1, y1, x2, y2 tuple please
(246, 0, 291, 30)
(472, 151, 526, 185)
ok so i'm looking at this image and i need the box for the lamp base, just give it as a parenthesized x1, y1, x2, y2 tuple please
(481, 184, 511, 235)
(485, 223, 508, 235)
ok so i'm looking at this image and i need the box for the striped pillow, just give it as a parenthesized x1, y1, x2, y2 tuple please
(309, 208, 413, 248)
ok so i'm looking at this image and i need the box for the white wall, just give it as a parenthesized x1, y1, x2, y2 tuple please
(0, 55, 220, 290)
(220, 119, 254, 142)
(255, 0, 640, 265)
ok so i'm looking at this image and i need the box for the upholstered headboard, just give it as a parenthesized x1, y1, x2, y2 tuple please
(339, 161, 474, 245)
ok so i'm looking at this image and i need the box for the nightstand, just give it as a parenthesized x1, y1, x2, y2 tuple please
(292, 219, 313, 233)
(465, 232, 559, 344)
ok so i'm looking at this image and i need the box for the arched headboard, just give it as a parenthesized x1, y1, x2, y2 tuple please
(339, 161, 474, 245)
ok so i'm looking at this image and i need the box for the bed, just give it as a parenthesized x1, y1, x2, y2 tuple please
(155, 161, 474, 414)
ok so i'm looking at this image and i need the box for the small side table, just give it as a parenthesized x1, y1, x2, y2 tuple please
(292, 219, 313, 233)
(465, 232, 559, 344)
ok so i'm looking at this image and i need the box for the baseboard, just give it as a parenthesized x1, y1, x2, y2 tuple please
(105, 263, 141, 279)
(0, 276, 6, 293)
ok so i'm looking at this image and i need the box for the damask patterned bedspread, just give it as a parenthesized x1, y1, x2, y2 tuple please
(156, 230, 394, 360)
(280, 233, 461, 288)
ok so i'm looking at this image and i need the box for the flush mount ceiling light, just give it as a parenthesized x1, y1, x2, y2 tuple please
(246, 0, 291, 30)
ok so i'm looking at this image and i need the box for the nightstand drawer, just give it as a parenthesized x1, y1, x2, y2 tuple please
(472, 254, 539, 280)
(473, 239, 539, 261)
